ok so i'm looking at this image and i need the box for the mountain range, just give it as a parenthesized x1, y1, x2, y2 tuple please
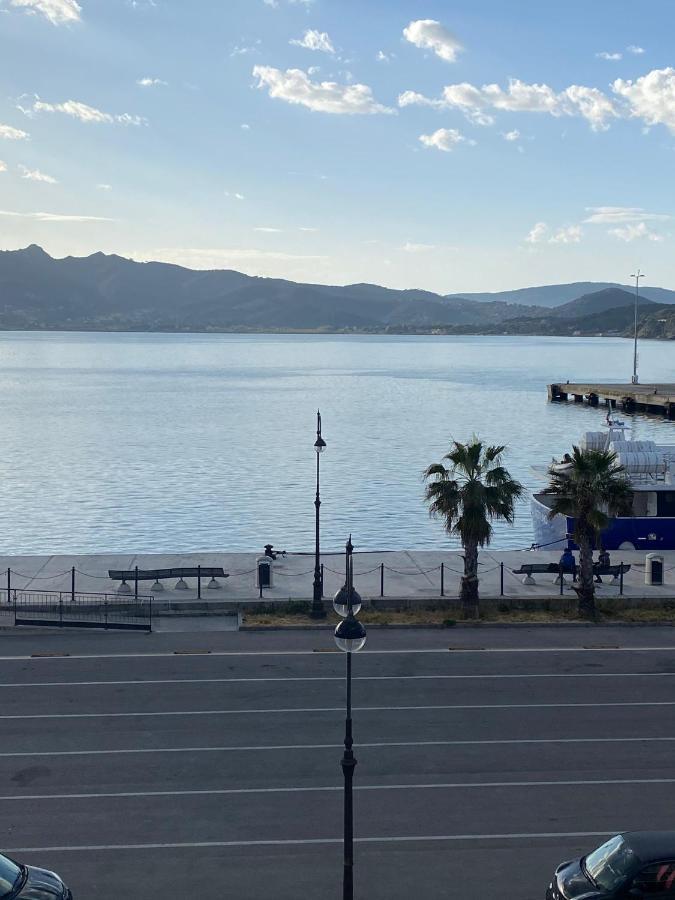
(0, 245, 673, 338)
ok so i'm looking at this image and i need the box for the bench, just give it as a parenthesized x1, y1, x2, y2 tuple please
(512, 563, 560, 585)
(512, 563, 630, 585)
(109, 567, 228, 594)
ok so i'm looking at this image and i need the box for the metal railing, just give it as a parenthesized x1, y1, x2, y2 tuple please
(0, 589, 152, 631)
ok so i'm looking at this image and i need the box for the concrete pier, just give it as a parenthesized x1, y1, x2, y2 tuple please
(549, 382, 675, 418)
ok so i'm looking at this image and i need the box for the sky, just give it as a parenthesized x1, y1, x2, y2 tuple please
(1, 0, 674, 293)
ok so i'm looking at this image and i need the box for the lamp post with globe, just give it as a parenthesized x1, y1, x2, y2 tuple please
(311, 410, 327, 619)
(333, 536, 366, 900)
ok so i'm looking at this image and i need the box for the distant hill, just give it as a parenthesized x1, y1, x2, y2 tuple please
(549, 287, 656, 318)
(0, 245, 539, 331)
(0, 246, 672, 338)
(448, 282, 675, 308)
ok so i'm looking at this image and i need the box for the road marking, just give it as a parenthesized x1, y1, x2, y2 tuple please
(1, 735, 675, 758)
(4, 831, 617, 853)
(5, 777, 675, 802)
(2, 671, 675, 688)
(0, 646, 674, 662)
(4, 699, 675, 720)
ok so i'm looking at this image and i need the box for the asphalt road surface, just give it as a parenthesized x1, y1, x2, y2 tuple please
(2, 624, 675, 899)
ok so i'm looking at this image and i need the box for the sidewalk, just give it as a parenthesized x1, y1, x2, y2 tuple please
(0, 548, 673, 605)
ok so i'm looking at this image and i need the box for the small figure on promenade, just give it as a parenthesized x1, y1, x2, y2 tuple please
(594, 549, 611, 583)
(559, 547, 576, 579)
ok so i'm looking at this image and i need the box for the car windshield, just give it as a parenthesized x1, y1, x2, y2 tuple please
(584, 835, 638, 891)
(0, 854, 22, 898)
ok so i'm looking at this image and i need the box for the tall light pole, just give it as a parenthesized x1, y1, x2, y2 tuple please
(333, 536, 367, 900)
(311, 410, 327, 619)
(630, 269, 644, 385)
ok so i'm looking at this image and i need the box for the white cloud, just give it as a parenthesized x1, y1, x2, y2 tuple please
(9, 0, 81, 25)
(31, 99, 146, 126)
(224, 191, 245, 200)
(231, 42, 261, 58)
(525, 222, 582, 244)
(596, 51, 622, 61)
(403, 19, 463, 63)
(400, 77, 618, 131)
(376, 50, 392, 63)
(240, 123, 251, 130)
(137, 77, 167, 87)
(0, 161, 7, 173)
(290, 29, 335, 55)
(627, 45, 645, 55)
(0, 209, 114, 222)
(612, 68, 675, 133)
(502, 129, 520, 141)
(563, 85, 618, 131)
(418, 127, 475, 152)
(254, 226, 283, 232)
(402, 242, 437, 252)
(584, 206, 670, 224)
(525, 222, 548, 243)
(0, 123, 30, 140)
(609, 222, 663, 242)
(252, 66, 394, 115)
(299, 226, 318, 232)
(19, 164, 58, 183)
(97, 183, 112, 191)
(549, 224, 582, 244)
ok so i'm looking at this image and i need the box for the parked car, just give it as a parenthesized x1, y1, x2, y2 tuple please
(547, 832, 675, 898)
(0, 852, 71, 899)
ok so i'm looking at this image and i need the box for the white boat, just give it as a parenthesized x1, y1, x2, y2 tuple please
(531, 416, 675, 551)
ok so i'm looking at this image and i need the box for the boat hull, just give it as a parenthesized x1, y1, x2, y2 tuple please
(531, 495, 675, 551)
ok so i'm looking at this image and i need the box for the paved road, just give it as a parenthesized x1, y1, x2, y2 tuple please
(2, 625, 675, 898)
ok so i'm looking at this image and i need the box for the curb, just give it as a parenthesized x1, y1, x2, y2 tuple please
(240, 620, 675, 631)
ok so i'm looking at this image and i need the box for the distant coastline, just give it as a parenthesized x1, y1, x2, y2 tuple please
(1, 245, 673, 340)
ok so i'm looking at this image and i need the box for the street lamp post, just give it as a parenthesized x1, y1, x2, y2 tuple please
(334, 536, 367, 900)
(630, 269, 644, 385)
(311, 410, 327, 619)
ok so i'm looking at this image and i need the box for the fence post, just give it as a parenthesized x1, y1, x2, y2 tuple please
(135, 565, 139, 601)
(59, 596, 64, 627)
(148, 598, 152, 633)
(619, 561, 624, 596)
(559, 563, 564, 596)
(441, 563, 445, 597)
(7, 568, 12, 623)
(197, 565, 201, 600)
(71, 566, 75, 604)
(104, 599, 108, 630)
(500, 562, 504, 597)
(320, 563, 324, 598)
(380, 563, 384, 598)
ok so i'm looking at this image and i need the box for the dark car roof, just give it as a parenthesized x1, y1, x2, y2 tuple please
(621, 832, 675, 863)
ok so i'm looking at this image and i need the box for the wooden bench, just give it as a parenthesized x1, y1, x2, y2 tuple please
(109, 567, 228, 594)
(512, 563, 561, 585)
(512, 562, 630, 585)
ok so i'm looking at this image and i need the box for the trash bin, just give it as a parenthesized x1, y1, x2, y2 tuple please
(256, 557, 273, 589)
(645, 553, 664, 586)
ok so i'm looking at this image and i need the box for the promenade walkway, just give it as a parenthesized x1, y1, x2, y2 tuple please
(0, 549, 673, 604)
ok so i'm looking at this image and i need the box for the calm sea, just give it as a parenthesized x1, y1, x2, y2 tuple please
(0, 331, 672, 555)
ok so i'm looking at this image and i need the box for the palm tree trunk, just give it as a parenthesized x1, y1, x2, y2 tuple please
(576, 537, 596, 618)
(460, 541, 479, 619)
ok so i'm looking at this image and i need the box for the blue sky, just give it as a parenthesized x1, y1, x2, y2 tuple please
(1, 0, 674, 292)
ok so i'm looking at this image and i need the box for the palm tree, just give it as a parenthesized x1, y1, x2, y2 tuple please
(424, 438, 523, 619)
(544, 447, 632, 618)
